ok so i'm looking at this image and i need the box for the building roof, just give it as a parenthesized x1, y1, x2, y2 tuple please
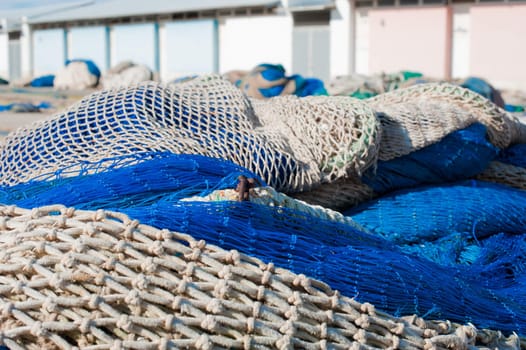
(28, 0, 282, 24)
(288, 0, 335, 9)
(1, 1, 92, 32)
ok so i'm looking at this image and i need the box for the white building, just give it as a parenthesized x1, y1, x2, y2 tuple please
(2, 0, 347, 83)
(0, 0, 92, 81)
(2, 0, 526, 90)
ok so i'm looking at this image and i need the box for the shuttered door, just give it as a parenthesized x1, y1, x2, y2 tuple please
(292, 10, 330, 82)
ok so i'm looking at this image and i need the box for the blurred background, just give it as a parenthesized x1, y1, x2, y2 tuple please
(1, 0, 524, 89)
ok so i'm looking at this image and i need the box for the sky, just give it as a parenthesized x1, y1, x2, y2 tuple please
(0, 0, 96, 10)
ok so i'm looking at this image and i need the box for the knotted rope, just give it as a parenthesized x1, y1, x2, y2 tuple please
(0, 204, 519, 349)
(0, 75, 379, 196)
(369, 83, 526, 160)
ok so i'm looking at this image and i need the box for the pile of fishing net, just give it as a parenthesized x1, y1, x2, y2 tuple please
(0, 204, 520, 349)
(0, 75, 379, 194)
(1, 152, 526, 339)
(101, 61, 154, 90)
(326, 70, 425, 98)
(224, 63, 328, 99)
(53, 59, 101, 91)
(0, 75, 526, 348)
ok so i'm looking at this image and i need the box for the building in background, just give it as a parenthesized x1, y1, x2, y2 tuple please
(0, 0, 92, 82)
(354, 0, 526, 90)
(1, 0, 525, 90)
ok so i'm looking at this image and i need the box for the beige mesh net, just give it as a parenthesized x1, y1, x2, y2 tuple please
(476, 161, 526, 191)
(369, 83, 526, 160)
(0, 204, 520, 350)
(252, 95, 380, 183)
(0, 75, 380, 195)
(291, 176, 375, 211)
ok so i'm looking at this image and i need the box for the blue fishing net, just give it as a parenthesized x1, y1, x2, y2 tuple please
(0, 152, 263, 209)
(497, 143, 526, 168)
(0, 152, 525, 335)
(361, 123, 499, 194)
(346, 180, 526, 244)
(0, 80, 305, 190)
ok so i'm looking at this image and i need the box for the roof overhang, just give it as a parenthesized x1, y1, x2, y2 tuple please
(28, 0, 282, 26)
(287, 0, 335, 12)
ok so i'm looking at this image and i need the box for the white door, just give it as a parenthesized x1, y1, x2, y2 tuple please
(33, 28, 66, 76)
(8, 38, 21, 80)
(451, 6, 470, 79)
(293, 24, 330, 82)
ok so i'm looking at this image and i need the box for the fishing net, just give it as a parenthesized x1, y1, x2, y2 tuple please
(0, 204, 520, 350)
(0, 75, 379, 196)
(361, 123, 499, 194)
(0, 154, 525, 335)
(291, 176, 374, 211)
(369, 83, 526, 160)
(0, 152, 264, 210)
(476, 161, 526, 191)
(292, 123, 498, 210)
(345, 180, 526, 244)
(497, 144, 526, 168)
(251, 95, 379, 181)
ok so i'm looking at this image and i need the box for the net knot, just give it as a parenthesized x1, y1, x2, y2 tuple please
(43, 297, 58, 313)
(30, 321, 46, 337)
(11, 281, 24, 294)
(292, 274, 308, 288)
(163, 315, 174, 331)
(246, 317, 255, 333)
(113, 240, 127, 253)
(287, 291, 302, 306)
(206, 298, 223, 314)
(0, 217, 8, 230)
(117, 314, 133, 332)
(94, 209, 106, 221)
(218, 265, 232, 279)
(157, 229, 172, 240)
(132, 274, 149, 290)
(276, 335, 292, 350)
(1, 302, 14, 317)
(148, 241, 164, 256)
(141, 257, 157, 273)
(87, 295, 101, 309)
(200, 315, 217, 331)
(64, 207, 76, 217)
(60, 253, 76, 268)
(213, 280, 229, 298)
(78, 318, 92, 333)
(125, 290, 142, 306)
(46, 229, 58, 241)
(103, 256, 117, 270)
(225, 249, 241, 265)
(196, 334, 212, 350)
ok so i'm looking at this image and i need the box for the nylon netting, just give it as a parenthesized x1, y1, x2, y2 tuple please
(368, 83, 526, 160)
(345, 180, 526, 245)
(0, 153, 525, 335)
(361, 123, 499, 194)
(0, 75, 379, 194)
(292, 123, 499, 210)
(0, 204, 521, 350)
(477, 161, 526, 191)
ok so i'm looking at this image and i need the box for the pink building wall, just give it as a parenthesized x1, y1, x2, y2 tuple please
(470, 4, 526, 90)
(368, 7, 451, 79)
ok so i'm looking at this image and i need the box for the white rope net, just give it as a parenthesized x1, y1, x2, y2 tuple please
(0, 204, 520, 350)
(0, 75, 379, 195)
(476, 161, 526, 191)
(369, 83, 526, 160)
